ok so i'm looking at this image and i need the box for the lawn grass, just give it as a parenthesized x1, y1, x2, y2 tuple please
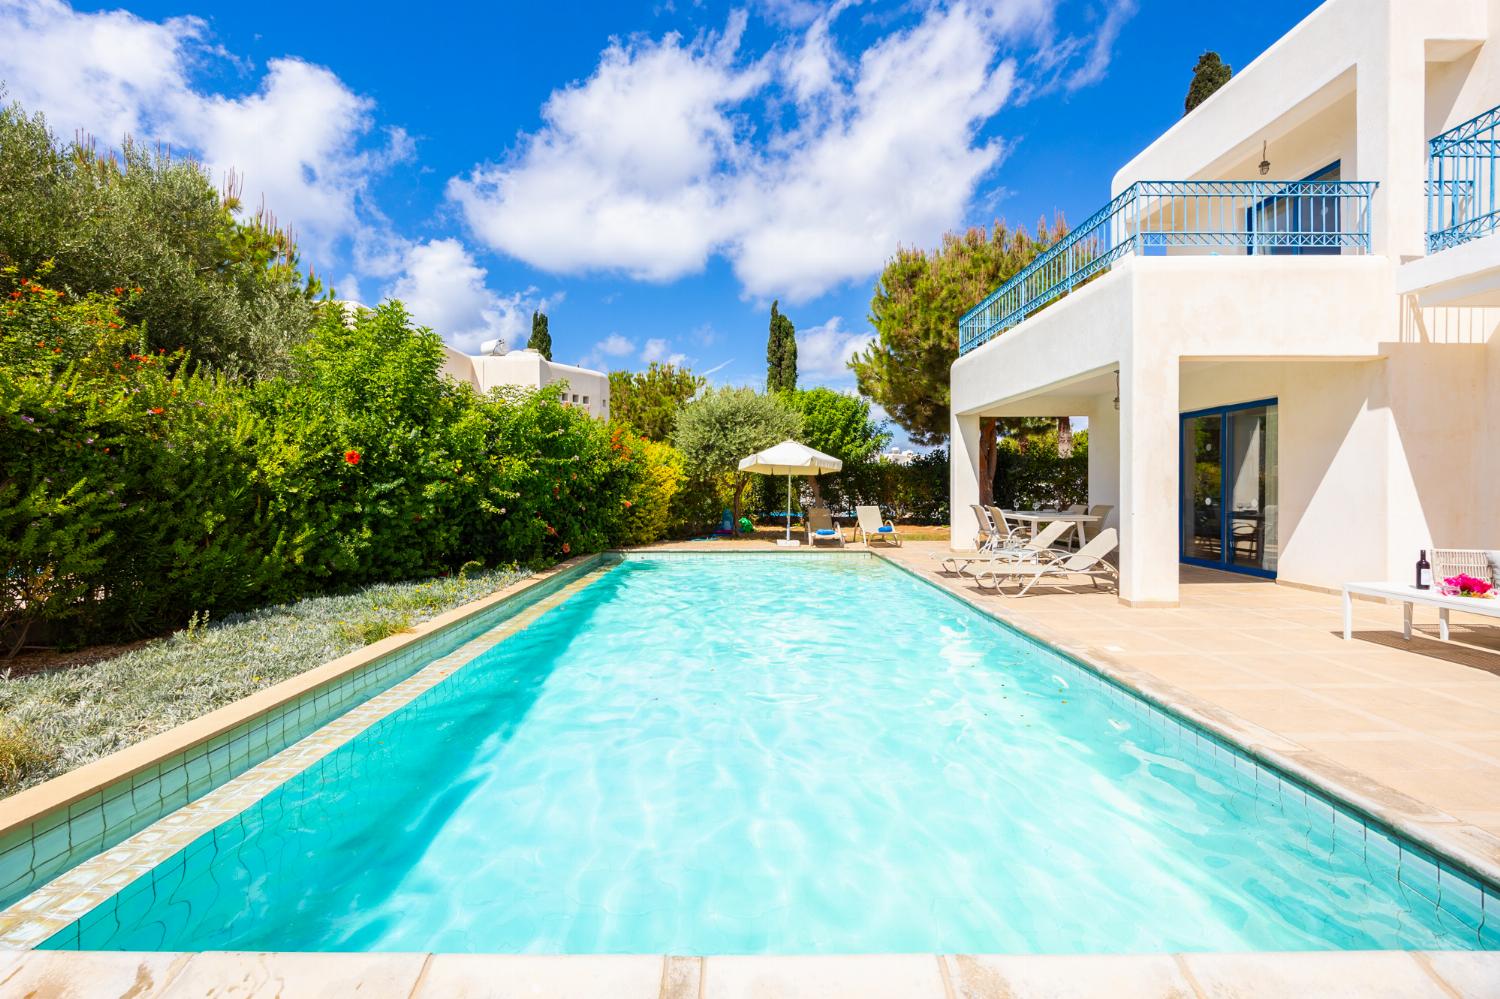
(0, 565, 528, 796)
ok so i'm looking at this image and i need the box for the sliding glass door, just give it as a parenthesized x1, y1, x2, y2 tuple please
(1180, 400, 1278, 577)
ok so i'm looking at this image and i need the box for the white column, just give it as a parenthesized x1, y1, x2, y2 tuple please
(1117, 350, 1180, 606)
(1356, 0, 1428, 259)
(1087, 394, 1121, 533)
(950, 412, 982, 550)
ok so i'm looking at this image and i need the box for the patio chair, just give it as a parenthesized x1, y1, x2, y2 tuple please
(944, 520, 1072, 576)
(985, 506, 1026, 545)
(971, 529, 1120, 596)
(805, 506, 846, 547)
(1431, 549, 1499, 589)
(970, 503, 999, 548)
(854, 506, 901, 546)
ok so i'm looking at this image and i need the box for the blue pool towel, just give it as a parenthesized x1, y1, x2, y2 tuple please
(876, 525, 894, 533)
(815, 528, 838, 536)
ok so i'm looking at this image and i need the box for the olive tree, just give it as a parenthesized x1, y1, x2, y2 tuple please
(673, 387, 801, 532)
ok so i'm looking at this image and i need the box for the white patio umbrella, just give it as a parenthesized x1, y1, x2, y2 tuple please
(738, 440, 843, 543)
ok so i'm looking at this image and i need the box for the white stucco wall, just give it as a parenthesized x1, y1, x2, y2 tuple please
(948, 251, 1495, 600)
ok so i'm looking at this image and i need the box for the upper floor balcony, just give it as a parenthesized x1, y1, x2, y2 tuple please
(958, 178, 1377, 355)
(1427, 103, 1500, 254)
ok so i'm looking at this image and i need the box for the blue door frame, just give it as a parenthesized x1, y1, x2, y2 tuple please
(1179, 398, 1278, 579)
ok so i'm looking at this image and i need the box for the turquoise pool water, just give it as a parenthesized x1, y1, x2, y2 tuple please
(44, 554, 1496, 953)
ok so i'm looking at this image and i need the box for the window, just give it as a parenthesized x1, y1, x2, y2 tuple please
(572, 393, 579, 402)
(582, 395, 589, 404)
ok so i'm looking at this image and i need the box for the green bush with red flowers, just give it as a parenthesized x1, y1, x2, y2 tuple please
(1, 273, 674, 652)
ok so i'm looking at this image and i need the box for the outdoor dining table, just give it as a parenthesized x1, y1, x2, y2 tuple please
(1003, 510, 1102, 546)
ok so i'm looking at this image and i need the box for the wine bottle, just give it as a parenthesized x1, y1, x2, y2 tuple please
(1416, 549, 1432, 590)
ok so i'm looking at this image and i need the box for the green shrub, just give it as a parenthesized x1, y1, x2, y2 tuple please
(335, 609, 415, 645)
(1, 269, 275, 646)
(0, 719, 54, 793)
(993, 429, 1089, 510)
(616, 435, 684, 546)
(1, 285, 672, 652)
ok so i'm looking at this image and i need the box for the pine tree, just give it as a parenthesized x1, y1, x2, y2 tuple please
(529, 310, 552, 360)
(1184, 52, 1232, 115)
(766, 300, 797, 393)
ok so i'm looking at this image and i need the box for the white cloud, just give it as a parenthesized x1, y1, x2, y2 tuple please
(578, 332, 639, 370)
(450, 1, 1126, 303)
(598, 333, 637, 356)
(0, 0, 405, 263)
(448, 13, 766, 283)
(1064, 0, 1137, 91)
(387, 238, 541, 354)
(795, 316, 874, 385)
(642, 337, 688, 366)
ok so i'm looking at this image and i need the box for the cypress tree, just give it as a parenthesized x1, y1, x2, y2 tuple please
(529, 310, 552, 360)
(1184, 52, 1232, 115)
(766, 300, 797, 393)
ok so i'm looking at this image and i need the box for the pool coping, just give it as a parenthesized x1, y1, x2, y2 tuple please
(867, 548, 1500, 895)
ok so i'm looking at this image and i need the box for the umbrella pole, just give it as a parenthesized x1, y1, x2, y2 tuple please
(786, 474, 792, 541)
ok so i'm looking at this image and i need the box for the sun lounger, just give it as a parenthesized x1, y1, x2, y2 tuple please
(806, 506, 846, 547)
(970, 529, 1120, 595)
(854, 506, 901, 546)
(942, 520, 1072, 575)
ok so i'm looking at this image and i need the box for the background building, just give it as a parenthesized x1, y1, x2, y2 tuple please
(440, 346, 610, 421)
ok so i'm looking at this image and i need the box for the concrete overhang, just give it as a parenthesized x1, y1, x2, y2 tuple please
(1396, 232, 1500, 307)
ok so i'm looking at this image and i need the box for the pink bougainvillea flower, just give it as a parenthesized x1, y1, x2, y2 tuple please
(1442, 573, 1493, 597)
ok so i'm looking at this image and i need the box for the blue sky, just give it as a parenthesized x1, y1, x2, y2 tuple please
(4, 0, 1317, 430)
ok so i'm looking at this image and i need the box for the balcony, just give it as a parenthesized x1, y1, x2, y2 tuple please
(1427, 103, 1500, 253)
(958, 179, 1378, 355)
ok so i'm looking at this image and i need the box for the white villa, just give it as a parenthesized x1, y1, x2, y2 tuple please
(950, 0, 1500, 606)
(440, 345, 611, 420)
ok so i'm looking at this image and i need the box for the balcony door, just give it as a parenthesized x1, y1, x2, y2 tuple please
(1180, 400, 1279, 578)
(1248, 162, 1342, 256)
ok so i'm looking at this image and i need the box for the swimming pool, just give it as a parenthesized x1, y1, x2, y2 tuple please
(36, 554, 1500, 953)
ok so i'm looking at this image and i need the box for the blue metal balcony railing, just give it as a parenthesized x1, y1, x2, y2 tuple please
(957, 178, 1378, 355)
(1428, 103, 1500, 252)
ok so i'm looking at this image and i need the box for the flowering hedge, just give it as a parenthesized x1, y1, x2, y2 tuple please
(1, 272, 673, 651)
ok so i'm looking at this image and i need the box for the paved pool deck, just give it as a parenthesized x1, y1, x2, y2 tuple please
(2, 949, 1499, 998)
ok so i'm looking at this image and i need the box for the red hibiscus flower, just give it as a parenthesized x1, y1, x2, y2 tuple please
(344, 450, 361, 465)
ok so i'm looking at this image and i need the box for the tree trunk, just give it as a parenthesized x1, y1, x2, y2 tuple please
(732, 475, 748, 534)
(1057, 416, 1074, 458)
(978, 417, 997, 506)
